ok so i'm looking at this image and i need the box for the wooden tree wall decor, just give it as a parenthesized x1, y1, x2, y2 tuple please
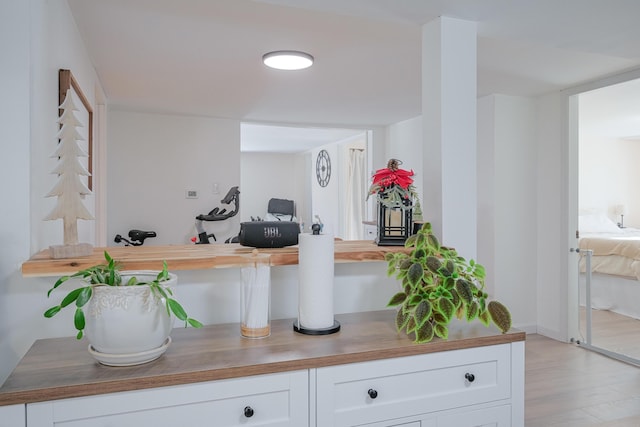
(44, 72, 94, 259)
(59, 69, 93, 190)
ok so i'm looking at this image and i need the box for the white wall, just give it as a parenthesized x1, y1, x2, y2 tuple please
(108, 111, 240, 245)
(535, 92, 568, 341)
(421, 18, 478, 261)
(477, 95, 537, 330)
(310, 144, 340, 236)
(174, 263, 398, 328)
(386, 116, 424, 203)
(388, 100, 539, 333)
(579, 135, 640, 227)
(0, 0, 104, 385)
(240, 152, 306, 223)
(0, 0, 32, 388)
(30, 0, 103, 250)
(477, 96, 497, 296)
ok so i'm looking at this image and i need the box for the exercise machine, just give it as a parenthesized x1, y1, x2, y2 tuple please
(114, 229, 157, 246)
(193, 186, 240, 244)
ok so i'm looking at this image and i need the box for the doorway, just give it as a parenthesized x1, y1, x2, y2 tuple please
(568, 72, 640, 366)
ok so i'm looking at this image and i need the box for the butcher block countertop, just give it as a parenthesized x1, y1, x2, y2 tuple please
(21, 240, 410, 277)
(0, 310, 525, 406)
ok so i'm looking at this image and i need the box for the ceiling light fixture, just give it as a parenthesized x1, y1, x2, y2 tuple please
(263, 50, 314, 70)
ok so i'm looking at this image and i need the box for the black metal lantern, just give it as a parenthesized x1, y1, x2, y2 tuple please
(376, 197, 413, 246)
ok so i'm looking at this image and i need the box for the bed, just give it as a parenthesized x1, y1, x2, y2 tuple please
(578, 213, 640, 320)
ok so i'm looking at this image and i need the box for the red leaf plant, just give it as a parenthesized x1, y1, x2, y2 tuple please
(367, 159, 420, 211)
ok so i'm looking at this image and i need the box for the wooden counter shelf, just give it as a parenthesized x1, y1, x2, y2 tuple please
(21, 240, 410, 277)
(0, 310, 525, 406)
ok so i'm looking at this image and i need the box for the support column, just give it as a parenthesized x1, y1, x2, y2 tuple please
(421, 17, 477, 259)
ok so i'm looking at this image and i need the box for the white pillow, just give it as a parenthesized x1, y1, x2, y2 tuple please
(579, 214, 622, 233)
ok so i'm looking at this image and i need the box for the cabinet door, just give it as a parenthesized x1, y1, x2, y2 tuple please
(0, 404, 25, 427)
(27, 371, 308, 427)
(357, 414, 437, 427)
(373, 422, 422, 427)
(436, 404, 511, 427)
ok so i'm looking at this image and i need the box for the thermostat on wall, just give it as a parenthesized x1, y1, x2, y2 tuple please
(185, 190, 198, 199)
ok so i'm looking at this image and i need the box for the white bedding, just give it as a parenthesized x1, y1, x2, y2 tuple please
(579, 227, 640, 280)
(578, 215, 640, 319)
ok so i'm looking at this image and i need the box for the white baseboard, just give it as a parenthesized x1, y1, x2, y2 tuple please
(534, 325, 570, 342)
(513, 323, 537, 335)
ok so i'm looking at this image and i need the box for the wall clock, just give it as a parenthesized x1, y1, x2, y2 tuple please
(316, 149, 331, 187)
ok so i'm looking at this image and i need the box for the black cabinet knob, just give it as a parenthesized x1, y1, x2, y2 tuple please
(244, 406, 254, 418)
(465, 373, 475, 383)
(367, 388, 378, 399)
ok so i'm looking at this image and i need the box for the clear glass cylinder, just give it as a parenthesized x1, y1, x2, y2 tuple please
(240, 253, 271, 338)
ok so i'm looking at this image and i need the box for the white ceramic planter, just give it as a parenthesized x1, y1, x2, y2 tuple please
(84, 271, 177, 365)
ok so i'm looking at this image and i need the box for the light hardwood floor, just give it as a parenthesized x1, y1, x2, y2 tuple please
(526, 330, 640, 426)
(579, 308, 640, 361)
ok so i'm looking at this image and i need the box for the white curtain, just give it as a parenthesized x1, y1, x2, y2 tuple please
(345, 149, 365, 240)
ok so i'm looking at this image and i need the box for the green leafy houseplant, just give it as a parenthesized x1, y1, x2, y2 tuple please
(385, 223, 512, 343)
(44, 251, 202, 339)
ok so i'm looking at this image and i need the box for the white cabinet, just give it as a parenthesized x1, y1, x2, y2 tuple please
(26, 370, 308, 427)
(0, 404, 25, 426)
(359, 420, 431, 427)
(325, 404, 512, 427)
(2, 313, 523, 427)
(315, 343, 522, 427)
(437, 404, 511, 426)
(22, 342, 523, 427)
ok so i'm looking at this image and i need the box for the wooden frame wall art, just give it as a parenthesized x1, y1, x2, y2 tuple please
(59, 69, 93, 190)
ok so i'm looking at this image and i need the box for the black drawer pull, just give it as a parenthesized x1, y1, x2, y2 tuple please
(244, 406, 254, 418)
(465, 373, 475, 383)
(368, 388, 378, 399)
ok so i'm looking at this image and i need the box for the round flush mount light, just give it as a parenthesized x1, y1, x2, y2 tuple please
(263, 50, 314, 70)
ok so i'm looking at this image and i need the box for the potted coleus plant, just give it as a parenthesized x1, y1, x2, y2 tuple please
(44, 251, 202, 365)
(385, 222, 512, 343)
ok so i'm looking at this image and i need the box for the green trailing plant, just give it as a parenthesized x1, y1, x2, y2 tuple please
(385, 222, 512, 343)
(44, 251, 203, 339)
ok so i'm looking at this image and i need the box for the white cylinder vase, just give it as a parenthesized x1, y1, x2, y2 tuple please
(241, 252, 271, 338)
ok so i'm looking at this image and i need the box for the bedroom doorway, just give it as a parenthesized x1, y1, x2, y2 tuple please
(570, 72, 640, 366)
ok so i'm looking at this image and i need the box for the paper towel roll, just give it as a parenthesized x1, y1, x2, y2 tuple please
(298, 232, 334, 329)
